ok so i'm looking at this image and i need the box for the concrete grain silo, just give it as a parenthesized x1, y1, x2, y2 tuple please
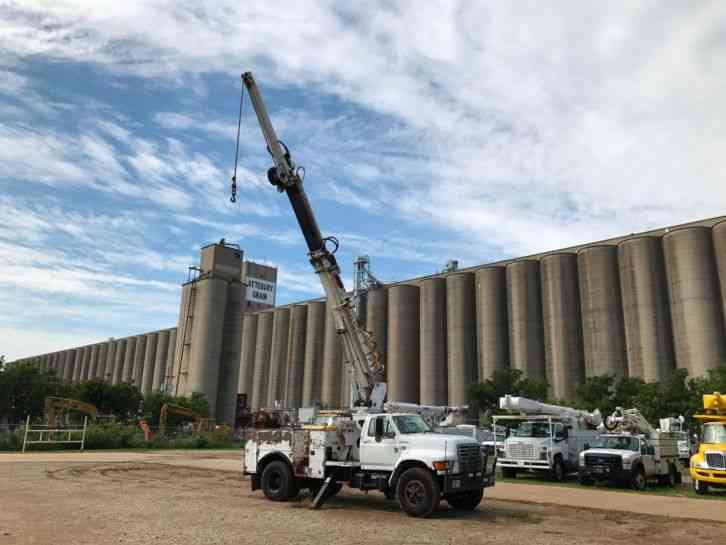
(251, 310, 274, 410)
(540, 253, 584, 400)
(88, 344, 99, 381)
(712, 221, 726, 324)
(64, 349, 76, 382)
(366, 288, 388, 378)
(164, 328, 177, 392)
(387, 284, 420, 403)
(111, 340, 125, 384)
(475, 267, 509, 380)
(663, 227, 726, 376)
(141, 332, 158, 394)
(185, 277, 228, 415)
(266, 307, 291, 407)
(321, 307, 342, 408)
(152, 330, 170, 392)
(302, 301, 326, 406)
(172, 282, 195, 395)
(131, 334, 147, 389)
(618, 237, 675, 381)
(285, 305, 307, 408)
(238, 314, 258, 405)
(105, 341, 117, 382)
(507, 260, 546, 381)
(72, 348, 84, 383)
(122, 337, 136, 384)
(578, 245, 628, 378)
(217, 283, 244, 424)
(447, 273, 478, 405)
(419, 277, 447, 405)
(96, 343, 109, 380)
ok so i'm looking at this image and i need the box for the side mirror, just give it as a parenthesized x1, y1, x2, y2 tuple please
(584, 443, 590, 451)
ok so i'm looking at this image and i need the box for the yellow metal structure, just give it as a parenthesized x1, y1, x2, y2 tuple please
(44, 397, 98, 428)
(158, 403, 213, 435)
(689, 392, 726, 494)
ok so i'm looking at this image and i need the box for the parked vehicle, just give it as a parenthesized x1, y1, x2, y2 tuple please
(495, 396, 602, 481)
(690, 393, 726, 495)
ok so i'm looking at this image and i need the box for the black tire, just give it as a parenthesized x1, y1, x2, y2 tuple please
(446, 489, 483, 511)
(630, 466, 647, 491)
(694, 478, 709, 495)
(501, 467, 517, 479)
(396, 467, 440, 518)
(578, 472, 594, 486)
(674, 467, 683, 485)
(261, 461, 298, 501)
(657, 465, 675, 487)
(550, 457, 565, 482)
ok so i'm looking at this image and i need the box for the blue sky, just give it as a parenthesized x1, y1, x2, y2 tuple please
(2, 2, 726, 360)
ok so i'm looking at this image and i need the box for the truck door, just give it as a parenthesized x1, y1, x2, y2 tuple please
(360, 415, 399, 470)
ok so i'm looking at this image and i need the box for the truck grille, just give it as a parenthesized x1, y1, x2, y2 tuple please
(458, 444, 483, 473)
(705, 452, 726, 469)
(584, 454, 622, 472)
(506, 442, 537, 461)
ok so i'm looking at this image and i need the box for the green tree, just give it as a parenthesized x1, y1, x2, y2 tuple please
(0, 363, 66, 423)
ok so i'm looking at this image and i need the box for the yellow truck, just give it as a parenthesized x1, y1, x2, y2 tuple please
(689, 392, 726, 495)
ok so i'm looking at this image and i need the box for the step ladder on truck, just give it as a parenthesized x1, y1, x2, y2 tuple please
(234, 72, 496, 518)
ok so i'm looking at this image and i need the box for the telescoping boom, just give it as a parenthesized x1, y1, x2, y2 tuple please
(239, 72, 386, 409)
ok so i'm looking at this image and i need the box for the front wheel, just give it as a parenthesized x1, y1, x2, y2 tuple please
(396, 467, 440, 518)
(261, 461, 298, 501)
(630, 467, 647, 491)
(694, 478, 709, 495)
(578, 472, 594, 486)
(446, 489, 483, 511)
(501, 467, 517, 479)
(550, 457, 565, 482)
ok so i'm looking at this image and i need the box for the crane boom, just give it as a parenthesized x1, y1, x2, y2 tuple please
(241, 72, 386, 409)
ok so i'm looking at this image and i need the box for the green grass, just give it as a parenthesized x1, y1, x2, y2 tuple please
(498, 470, 726, 501)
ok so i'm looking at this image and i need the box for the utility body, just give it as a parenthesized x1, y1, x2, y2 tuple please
(578, 407, 682, 490)
(236, 72, 494, 517)
(494, 395, 602, 481)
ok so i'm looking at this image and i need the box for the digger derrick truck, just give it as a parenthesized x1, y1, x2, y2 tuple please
(690, 392, 726, 495)
(238, 72, 495, 517)
(494, 395, 602, 481)
(578, 407, 683, 490)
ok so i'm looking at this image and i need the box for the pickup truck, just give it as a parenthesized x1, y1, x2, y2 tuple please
(578, 433, 682, 490)
(244, 410, 496, 517)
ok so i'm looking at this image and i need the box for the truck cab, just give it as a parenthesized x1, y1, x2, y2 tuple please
(496, 416, 598, 481)
(690, 421, 726, 494)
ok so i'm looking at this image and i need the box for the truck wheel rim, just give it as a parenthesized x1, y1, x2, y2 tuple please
(269, 472, 282, 493)
(404, 480, 426, 505)
(635, 473, 644, 489)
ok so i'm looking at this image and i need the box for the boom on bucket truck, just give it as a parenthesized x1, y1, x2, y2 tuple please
(236, 72, 495, 517)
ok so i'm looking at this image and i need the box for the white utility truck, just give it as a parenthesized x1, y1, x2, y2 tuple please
(659, 416, 691, 463)
(495, 396, 602, 481)
(236, 73, 495, 518)
(578, 407, 683, 490)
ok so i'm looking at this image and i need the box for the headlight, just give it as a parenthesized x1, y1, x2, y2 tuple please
(692, 459, 708, 469)
(539, 446, 548, 460)
(433, 460, 453, 471)
(497, 448, 505, 458)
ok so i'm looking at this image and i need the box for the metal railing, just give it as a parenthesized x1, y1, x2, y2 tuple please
(22, 415, 88, 452)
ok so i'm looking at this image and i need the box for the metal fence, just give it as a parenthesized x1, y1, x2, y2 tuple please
(22, 415, 88, 452)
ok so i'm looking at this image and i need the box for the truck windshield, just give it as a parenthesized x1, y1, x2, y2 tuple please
(591, 436, 639, 451)
(512, 422, 550, 438)
(703, 423, 726, 444)
(393, 415, 431, 434)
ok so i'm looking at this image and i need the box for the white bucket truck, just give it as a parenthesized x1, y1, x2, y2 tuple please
(494, 396, 602, 481)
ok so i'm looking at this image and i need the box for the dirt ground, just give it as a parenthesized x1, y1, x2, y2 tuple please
(1, 454, 725, 545)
